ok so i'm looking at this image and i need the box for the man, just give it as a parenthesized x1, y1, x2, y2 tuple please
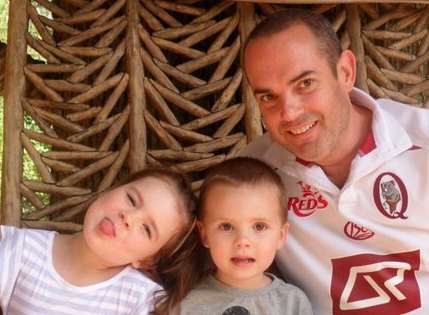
(242, 8, 428, 315)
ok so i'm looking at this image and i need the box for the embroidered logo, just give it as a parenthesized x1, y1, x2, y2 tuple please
(287, 181, 328, 217)
(373, 172, 408, 219)
(331, 250, 421, 315)
(222, 306, 250, 315)
(344, 222, 374, 240)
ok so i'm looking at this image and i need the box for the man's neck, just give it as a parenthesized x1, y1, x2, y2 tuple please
(321, 104, 373, 188)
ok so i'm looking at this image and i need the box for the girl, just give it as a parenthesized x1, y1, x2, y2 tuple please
(0, 168, 196, 315)
(154, 157, 313, 315)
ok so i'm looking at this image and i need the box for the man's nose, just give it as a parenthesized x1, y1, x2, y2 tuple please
(279, 94, 303, 122)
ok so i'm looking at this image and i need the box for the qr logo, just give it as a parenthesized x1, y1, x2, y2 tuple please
(330, 250, 421, 315)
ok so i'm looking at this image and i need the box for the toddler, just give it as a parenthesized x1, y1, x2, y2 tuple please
(0, 168, 196, 315)
(154, 157, 313, 315)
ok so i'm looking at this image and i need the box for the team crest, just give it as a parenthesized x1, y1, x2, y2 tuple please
(373, 172, 408, 219)
(287, 181, 328, 217)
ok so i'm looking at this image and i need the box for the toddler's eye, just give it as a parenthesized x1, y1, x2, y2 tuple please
(219, 223, 232, 231)
(254, 222, 268, 232)
(142, 224, 152, 239)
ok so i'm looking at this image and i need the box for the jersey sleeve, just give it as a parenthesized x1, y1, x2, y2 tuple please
(0, 225, 25, 310)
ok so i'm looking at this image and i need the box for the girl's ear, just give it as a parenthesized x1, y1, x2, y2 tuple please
(196, 220, 209, 248)
(132, 256, 156, 270)
(277, 222, 289, 250)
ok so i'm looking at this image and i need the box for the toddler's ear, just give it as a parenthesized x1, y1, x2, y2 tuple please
(277, 222, 289, 250)
(196, 221, 209, 248)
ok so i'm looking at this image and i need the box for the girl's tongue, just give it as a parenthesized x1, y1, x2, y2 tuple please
(99, 218, 116, 237)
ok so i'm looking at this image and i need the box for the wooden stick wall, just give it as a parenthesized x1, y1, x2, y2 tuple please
(1, 0, 428, 230)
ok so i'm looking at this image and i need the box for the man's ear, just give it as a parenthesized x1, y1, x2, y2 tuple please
(277, 222, 289, 250)
(196, 220, 209, 248)
(337, 49, 356, 92)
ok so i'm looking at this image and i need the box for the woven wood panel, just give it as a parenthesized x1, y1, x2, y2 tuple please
(1, 0, 428, 230)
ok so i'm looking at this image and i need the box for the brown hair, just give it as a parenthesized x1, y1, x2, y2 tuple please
(106, 168, 197, 315)
(244, 8, 342, 76)
(152, 157, 286, 314)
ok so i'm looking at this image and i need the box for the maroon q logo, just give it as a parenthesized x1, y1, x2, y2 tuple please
(373, 172, 408, 219)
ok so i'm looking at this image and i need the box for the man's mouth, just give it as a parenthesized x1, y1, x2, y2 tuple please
(288, 121, 317, 135)
(99, 218, 116, 237)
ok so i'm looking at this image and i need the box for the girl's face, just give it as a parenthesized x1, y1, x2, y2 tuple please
(83, 177, 184, 269)
(198, 182, 288, 289)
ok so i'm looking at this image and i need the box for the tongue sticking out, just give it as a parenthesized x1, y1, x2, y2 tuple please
(99, 218, 116, 237)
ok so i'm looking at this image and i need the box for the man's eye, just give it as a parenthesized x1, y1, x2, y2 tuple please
(219, 223, 232, 231)
(127, 193, 136, 207)
(300, 78, 314, 88)
(254, 222, 268, 232)
(142, 224, 152, 239)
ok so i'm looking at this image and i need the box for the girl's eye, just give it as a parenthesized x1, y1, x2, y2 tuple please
(260, 94, 273, 102)
(254, 222, 268, 232)
(127, 193, 136, 207)
(142, 224, 152, 239)
(219, 223, 232, 231)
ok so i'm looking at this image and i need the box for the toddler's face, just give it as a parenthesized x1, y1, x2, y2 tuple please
(83, 177, 183, 269)
(199, 182, 288, 289)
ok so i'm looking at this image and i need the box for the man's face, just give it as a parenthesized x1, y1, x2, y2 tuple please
(244, 24, 355, 165)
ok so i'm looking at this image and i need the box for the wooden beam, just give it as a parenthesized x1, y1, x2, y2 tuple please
(233, 0, 429, 3)
(126, 0, 147, 172)
(1, 0, 28, 226)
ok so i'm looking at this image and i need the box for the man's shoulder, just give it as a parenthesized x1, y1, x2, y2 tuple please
(377, 98, 429, 146)
(239, 133, 273, 157)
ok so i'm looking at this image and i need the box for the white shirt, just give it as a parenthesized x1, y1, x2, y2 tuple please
(242, 88, 429, 315)
(0, 225, 161, 315)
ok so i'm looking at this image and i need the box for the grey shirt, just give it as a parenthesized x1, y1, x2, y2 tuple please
(177, 274, 313, 315)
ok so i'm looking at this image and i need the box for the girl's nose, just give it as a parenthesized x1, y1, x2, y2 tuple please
(119, 210, 143, 229)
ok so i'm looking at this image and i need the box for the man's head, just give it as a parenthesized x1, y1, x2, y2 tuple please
(244, 9, 342, 76)
(243, 9, 357, 166)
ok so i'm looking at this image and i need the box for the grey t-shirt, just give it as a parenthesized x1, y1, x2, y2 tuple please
(177, 274, 313, 315)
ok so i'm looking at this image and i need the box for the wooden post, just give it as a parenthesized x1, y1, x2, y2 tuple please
(346, 4, 369, 92)
(126, 0, 147, 172)
(238, 3, 263, 143)
(1, 0, 28, 225)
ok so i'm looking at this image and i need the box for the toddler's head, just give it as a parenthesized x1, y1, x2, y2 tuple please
(198, 157, 288, 289)
(83, 168, 196, 272)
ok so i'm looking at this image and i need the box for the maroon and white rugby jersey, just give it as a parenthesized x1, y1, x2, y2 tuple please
(242, 88, 429, 315)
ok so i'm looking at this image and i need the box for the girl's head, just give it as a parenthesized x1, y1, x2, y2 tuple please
(197, 157, 288, 288)
(83, 168, 196, 271)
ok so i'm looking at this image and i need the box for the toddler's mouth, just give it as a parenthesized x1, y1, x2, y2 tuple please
(231, 257, 255, 264)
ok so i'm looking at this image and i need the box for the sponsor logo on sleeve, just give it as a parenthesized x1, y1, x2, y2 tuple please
(331, 250, 421, 315)
(373, 172, 408, 219)
(344, 222, 375, 240)
(287, 181, 328, 217)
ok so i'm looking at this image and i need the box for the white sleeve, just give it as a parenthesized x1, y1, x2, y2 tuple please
(0, 225, 25, 311)
(132, 283, 162, 315)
